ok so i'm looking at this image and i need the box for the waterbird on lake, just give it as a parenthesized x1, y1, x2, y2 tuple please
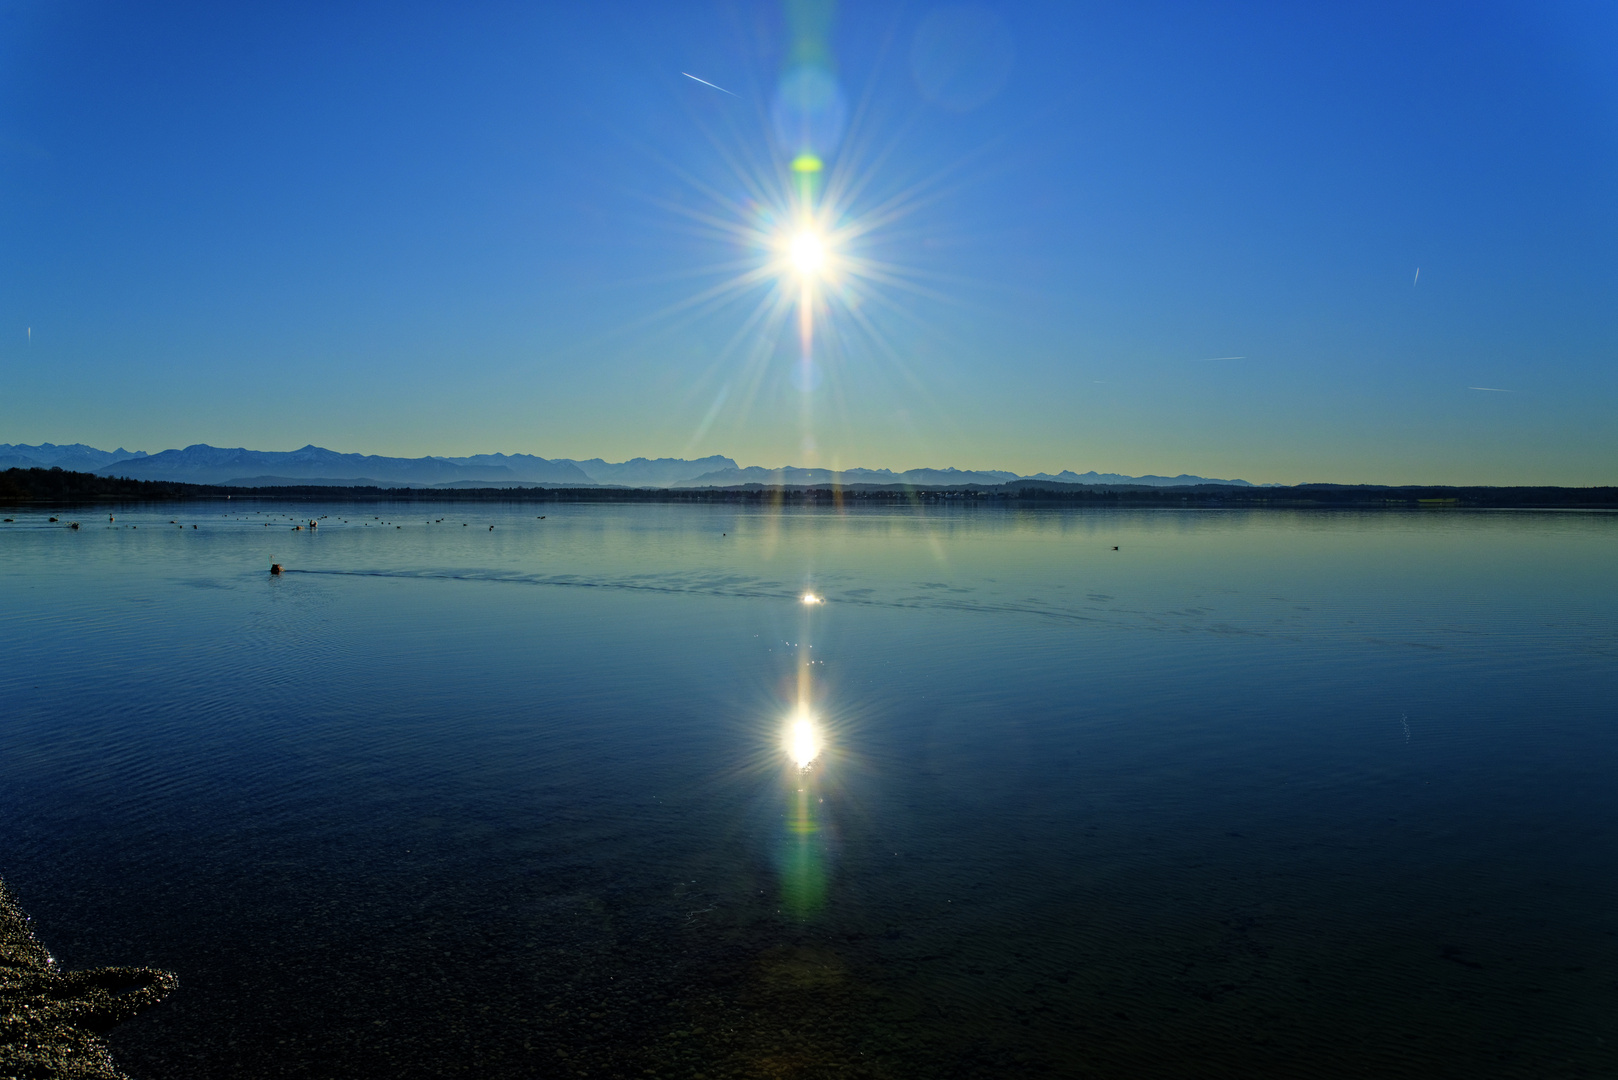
(270, 564, 282, 574)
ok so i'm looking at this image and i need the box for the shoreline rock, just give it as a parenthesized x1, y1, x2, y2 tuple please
(0, 878, 177, 1080)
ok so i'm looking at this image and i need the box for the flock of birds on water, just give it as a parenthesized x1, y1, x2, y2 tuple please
(6, 508, 1123, 587)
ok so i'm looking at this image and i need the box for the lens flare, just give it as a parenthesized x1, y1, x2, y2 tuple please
(786, 710, 822, 769)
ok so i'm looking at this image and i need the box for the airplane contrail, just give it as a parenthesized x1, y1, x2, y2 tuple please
(1192, 356, 1246, 362)
(682, 72, 736, 96)
(1414, 267, 1420, 286)
(1468, 386, 1509, 392)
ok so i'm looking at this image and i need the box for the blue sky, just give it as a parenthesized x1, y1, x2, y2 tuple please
(2, 0, 1614, 484)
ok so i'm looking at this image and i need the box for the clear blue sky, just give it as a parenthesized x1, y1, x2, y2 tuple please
(2, 0, 1614, 484)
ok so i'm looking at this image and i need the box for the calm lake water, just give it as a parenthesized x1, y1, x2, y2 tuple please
(1, 501, 1615, 1078)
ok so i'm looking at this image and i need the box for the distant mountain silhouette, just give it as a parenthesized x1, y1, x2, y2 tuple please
(1025, 470, 1254, 488)
(677, 465, 1022, 487)
(36, 440, 1255, 488)
(220, 476, 579, 489)
(0, 442, 148, 472)
(562, 455, 740, 487)
(98, 444, 592, 487)
(432, 453, 608, 484)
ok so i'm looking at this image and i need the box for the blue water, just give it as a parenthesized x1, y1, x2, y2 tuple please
(2, 501, 1615, 1078)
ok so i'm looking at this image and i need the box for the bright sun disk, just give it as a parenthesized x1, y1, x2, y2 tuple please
(789, 230, 827, 277)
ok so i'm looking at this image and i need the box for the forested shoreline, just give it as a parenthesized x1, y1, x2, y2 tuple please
(2, 466, 1614, 509)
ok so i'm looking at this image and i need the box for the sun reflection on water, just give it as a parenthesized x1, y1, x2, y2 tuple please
(786, 709, 821, 770)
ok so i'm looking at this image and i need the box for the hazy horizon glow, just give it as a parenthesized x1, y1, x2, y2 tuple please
(2, 1, 1615, 485)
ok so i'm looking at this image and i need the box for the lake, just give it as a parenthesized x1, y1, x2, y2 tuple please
(1, 501, 1614, 1078)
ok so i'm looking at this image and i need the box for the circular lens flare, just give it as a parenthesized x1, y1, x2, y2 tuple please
(787, 710, 822, 770)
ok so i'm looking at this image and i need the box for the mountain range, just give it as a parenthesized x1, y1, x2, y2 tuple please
(0, 442, 1258, 488)
(0, 442, 150, 473)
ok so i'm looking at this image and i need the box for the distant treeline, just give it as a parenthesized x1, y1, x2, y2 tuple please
(3, 466, 1615, 509)
(0, 467, 220, 502)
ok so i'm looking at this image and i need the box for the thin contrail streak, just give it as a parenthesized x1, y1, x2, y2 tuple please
(1414, 267, 1420, 286)
(681, 72, 736, 96)
(1192, 356, 1246, 362)
(1468, 386, 1509, 392)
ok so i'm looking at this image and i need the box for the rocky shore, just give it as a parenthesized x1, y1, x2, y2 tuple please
(0, 879, 176, 1079)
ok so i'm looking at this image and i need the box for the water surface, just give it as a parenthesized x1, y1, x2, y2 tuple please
(1, 502, 1614, 1078)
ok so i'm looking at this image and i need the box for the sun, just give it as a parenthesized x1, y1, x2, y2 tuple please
(787, 228, 829, 278)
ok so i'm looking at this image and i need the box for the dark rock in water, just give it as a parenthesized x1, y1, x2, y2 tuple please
(270, 563, 283, 575)
(0, 877, 177, 1080)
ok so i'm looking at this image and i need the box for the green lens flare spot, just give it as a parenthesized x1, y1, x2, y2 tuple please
(791, 154, 824, 174)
